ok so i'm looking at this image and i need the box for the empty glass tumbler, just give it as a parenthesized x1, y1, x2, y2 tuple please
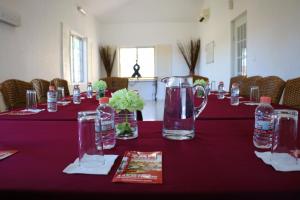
(250, 86, 260, 103)
(26, 90, 37, 110)
(78, 111, 105, 167)
(272, 109, 298, 165)
(57, 86, 65, 101)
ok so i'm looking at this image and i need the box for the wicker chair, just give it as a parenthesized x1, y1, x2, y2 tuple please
(50, 78, 70, 96)
(100, 77, 128, 91)
(282, 77, 300, 109)
(31, 79, 50, 103)
(192, 75, 209, 83)
(256, 76, 285, 104)
(240, 76, 262, 97)
(0, 79, 32, 110)
(229, 75, 247, 92)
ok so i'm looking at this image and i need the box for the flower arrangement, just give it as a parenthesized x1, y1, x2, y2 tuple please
(93, 80, 107, 91)
(194, 79, 207, 97)
(109, 89, 144, 139)
(93, 80, 107, 99)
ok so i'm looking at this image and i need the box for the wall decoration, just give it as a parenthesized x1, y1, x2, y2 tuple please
(206, 41, 214, 64)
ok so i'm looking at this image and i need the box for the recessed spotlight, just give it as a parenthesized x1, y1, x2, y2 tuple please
(77, 6, 87, 15)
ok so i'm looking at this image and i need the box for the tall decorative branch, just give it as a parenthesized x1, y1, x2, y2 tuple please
(177, 39, 201, 75)
(99, 46, 116, 77)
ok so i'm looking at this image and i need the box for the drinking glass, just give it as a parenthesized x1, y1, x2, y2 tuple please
(26, 90, 37, 110)
(210, 81, 216, 91)
(57, 87, 65, 101)
(250, 86, 260, 103)
(272, 109, 298, 165)
(78, 111, 105, 167)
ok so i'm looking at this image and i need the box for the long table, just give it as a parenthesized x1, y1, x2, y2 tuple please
(1, 120, 300, 199)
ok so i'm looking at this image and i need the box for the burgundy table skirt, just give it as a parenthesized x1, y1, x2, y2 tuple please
(0, 120, 300, 199)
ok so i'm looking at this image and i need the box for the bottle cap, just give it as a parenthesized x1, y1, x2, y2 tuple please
(49, 85, 55, 90)
(232, 82, 239, 87)
(260, 96, 271, 104)
(99, 97, 109, 104)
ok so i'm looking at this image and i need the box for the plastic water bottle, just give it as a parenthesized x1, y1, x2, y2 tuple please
(95, 97, 116, 149)
(205, 81, 211, 95)
(230, 83, 239, 105)
(217, 81, 225, 99)
(73, 85, 81, 104)
(253, 96, 274, 149)
(47, 85, 57, 112)
(86, 82, 93, 99)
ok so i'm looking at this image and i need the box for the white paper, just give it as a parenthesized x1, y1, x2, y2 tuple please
(244, 102, 260, 106)
(255, 151, 300, 172)
(63, 154, 118, 175)
(22, 108, 45, 113)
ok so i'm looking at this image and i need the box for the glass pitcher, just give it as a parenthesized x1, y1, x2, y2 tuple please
(161, 76, 208, 140)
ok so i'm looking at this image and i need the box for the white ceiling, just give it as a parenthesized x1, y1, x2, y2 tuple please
(82, 0, 204, 23)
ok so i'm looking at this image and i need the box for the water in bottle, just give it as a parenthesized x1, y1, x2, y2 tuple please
(95, 97, 116, 149)
(253, 96, 274, 149)
(217, 81, 225, 99)
(86, 82, 93, 99)
(47, 85, 57, 112)
(230, 83, 239, 106)
(73, 85, 81, 104)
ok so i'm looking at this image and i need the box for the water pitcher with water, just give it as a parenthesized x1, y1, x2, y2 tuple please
(162, 76, 208, 140)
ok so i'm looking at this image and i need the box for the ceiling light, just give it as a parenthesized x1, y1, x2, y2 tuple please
(77, 6, 87, 15)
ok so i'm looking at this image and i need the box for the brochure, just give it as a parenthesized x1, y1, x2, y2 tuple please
(0, 150, 18, 160)
(112, 151, 162, 184)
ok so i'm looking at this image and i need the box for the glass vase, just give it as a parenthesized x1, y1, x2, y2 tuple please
(96, 89, 105, 100)
(115, 110, 138, 140)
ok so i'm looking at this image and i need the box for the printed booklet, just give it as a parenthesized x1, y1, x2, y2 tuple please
(112, 151, 162, 184)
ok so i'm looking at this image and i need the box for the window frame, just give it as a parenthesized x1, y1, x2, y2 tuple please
(118, 46, 156, 78)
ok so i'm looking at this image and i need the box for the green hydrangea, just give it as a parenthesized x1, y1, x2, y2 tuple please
(194, 79, 207, 87)
(109, 89, 144, 112)
(93, 80, 107, 91)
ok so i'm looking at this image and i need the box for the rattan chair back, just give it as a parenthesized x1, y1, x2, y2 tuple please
(31, 79, 50, 103)
(101, 77, 128, 90)
(50, 78, 70, 96)
(256, 76, 285, 104)
(0, 79, 32, 110)
(229, 75, 247, 92)
(282, 77, 300, 109)
(240, 76, 262, 97)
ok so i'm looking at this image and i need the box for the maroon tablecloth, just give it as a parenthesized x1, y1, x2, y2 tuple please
(0, 120, 299, 199)
(196, 94, 294, 120)
(0, 96, 143, 121)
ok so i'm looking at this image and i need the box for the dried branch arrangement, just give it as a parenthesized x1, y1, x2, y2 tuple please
(177, 39, 201, 75)
(99, 46, 116, 77)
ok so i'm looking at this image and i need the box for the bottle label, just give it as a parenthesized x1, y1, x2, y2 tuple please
(47, 97, 57, 103)
(255, 120, 273, 135)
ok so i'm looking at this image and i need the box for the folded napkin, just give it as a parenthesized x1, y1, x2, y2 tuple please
(255, 151, 300, 172)
(57, 101, 71, 106)
(21, 108, 45, 113)
(244, 102, 260, 106)
(63, 154, 118, 175)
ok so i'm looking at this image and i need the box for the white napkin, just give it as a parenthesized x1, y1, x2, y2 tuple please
(255, 151, 300, 172)
(244, 102, 260, 106)
(63, 154, 118, 175)
(22, 108, 45, 113)
(57, 101, 71, 106)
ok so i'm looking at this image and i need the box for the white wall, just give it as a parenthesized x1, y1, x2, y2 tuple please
(197, 0, 300, 90)
(0, 0, 100, 83)
(98, 22, 198, 99)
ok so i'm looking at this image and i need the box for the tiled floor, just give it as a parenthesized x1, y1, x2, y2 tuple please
(142, 100, 164, 121)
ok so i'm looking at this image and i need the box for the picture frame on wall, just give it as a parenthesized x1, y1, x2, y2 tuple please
(206, 41, 214, 64)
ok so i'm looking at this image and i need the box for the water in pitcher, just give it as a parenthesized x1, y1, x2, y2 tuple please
(163, 86, 195, 140)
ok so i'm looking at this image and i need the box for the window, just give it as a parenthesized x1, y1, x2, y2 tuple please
(70, 34, 87, 84)
(119, 47, 155, 77)
(232, 12, 247, 76)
